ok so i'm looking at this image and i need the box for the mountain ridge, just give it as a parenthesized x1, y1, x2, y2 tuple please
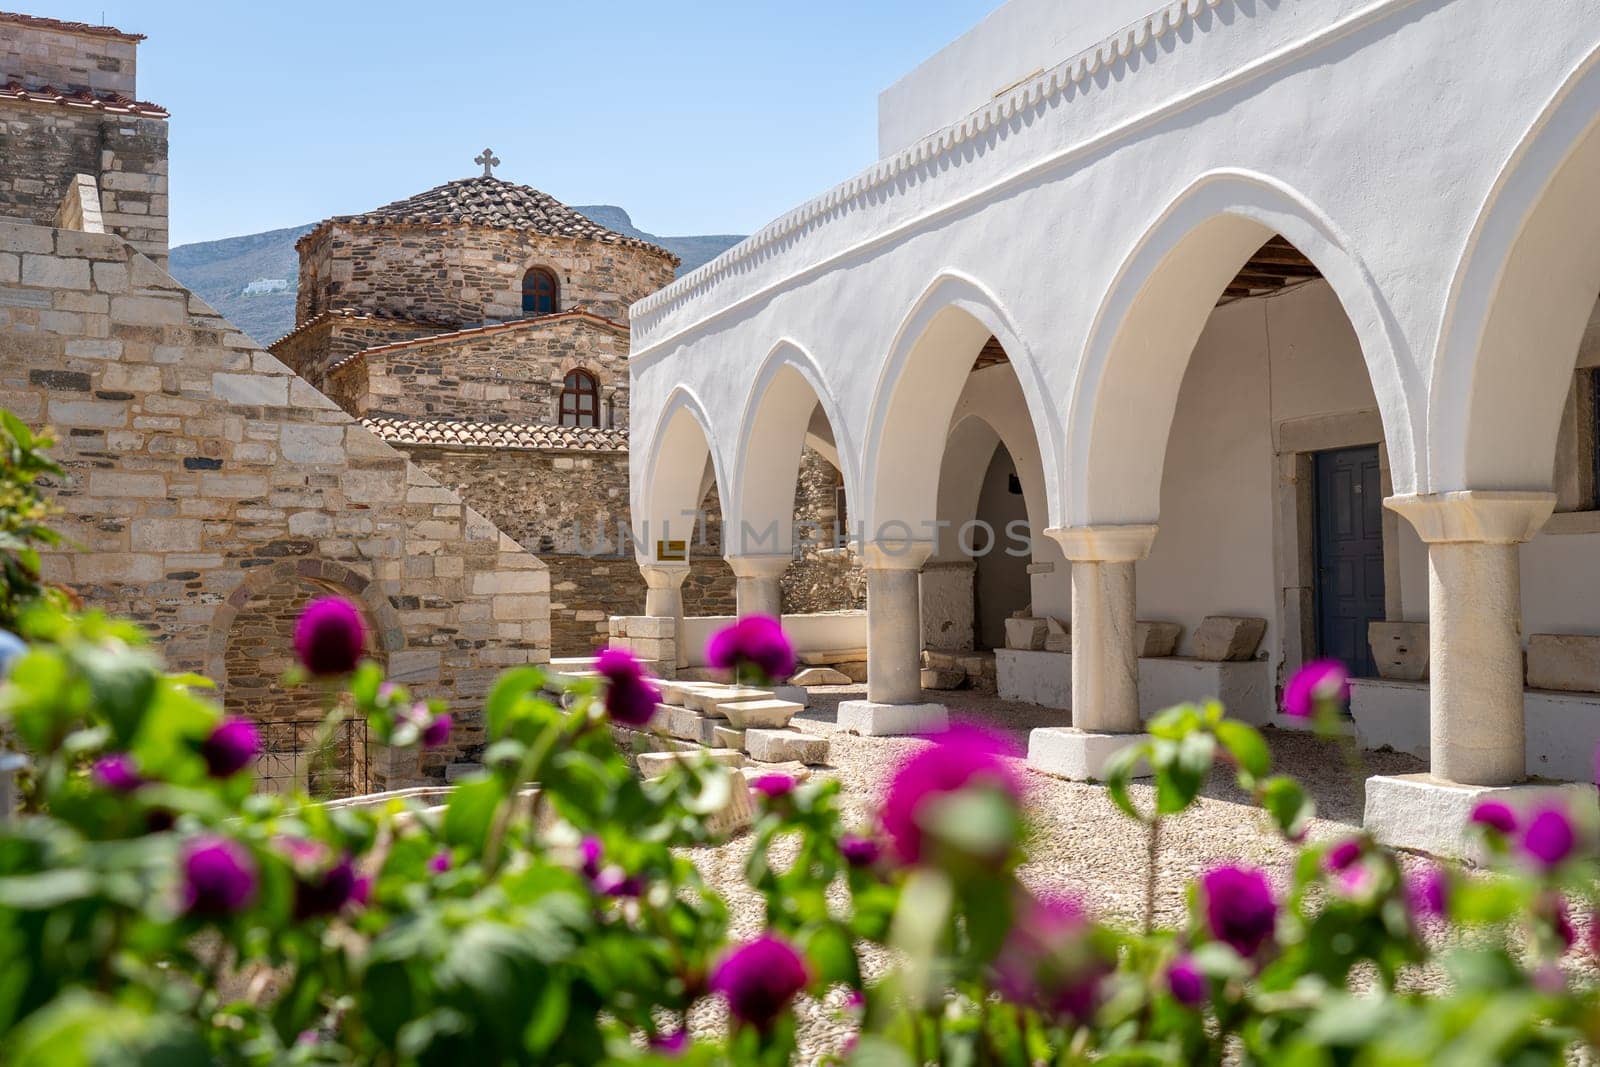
(168, 206, 743, 346)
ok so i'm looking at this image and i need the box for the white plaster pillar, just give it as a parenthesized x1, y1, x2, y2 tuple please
(838, 541, 948, 736)
(1384, 491, 1553, 786)
(1361, 491, 1599, 862)
(639, 561, 690, 669)
(1025, 524, 1157, 780)
(727, 553, 789, 619)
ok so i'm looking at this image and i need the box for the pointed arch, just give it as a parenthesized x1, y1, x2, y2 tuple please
(1430, 43, 1600, 494)
(860, 272, 1061, 545)
(728, 339, 859, 556)
(1064, 169, 1418, 525)
(632, 385, 729, 563)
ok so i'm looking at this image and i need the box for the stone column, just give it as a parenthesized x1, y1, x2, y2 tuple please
(1381, 492, 1551, 783)
(639, 562, 690, 669)
(1026, 524, 1157, 779)
(838, 541, 948, 736)
(1364, 491, 1594, 859)
(727, 553, 789, 619)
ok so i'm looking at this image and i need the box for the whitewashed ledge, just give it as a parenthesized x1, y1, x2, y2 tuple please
(996, 649, 1272, 725)
(1350, 679, 1600, 783)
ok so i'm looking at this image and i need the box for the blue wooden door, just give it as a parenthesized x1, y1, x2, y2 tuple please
(1313, 446, 1385, 678)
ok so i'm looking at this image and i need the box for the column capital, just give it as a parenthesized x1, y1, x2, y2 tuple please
(1045, 524, 1158, 563)
(861, 539, 935, 570)
(724, 553, 792, 580)
(637, 561, 691, 589)
(1384, 491, 1554, 544)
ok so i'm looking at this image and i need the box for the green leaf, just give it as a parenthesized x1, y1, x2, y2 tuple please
(484, 666, 547, 741)
(1102, 742, 1152, 822)
(442, 774, 505, 850)
(1215, 719, 1271, 779)
(0, 868, 96, 909)
(801, 923, 860, 987)
(1259, 775, 1315, 840)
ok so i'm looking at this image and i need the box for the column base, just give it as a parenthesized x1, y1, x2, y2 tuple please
(1364, 773, 1598, 860)
(837, 700, 948, 737)
(1027, 727, 1151, 781)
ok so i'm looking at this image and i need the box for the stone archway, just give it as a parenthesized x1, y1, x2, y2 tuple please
(208, 559, 400, 797)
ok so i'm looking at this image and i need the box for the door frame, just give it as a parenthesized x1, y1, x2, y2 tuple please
(1273, 410, 1403, 698)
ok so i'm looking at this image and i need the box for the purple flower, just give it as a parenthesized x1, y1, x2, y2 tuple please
(593, 867, 644, 898)
(293, 596, 366, 677)
(200, 718, 260, 778)
(1521, 805, 1577, 869)
(181, 836, 257, 917)
(751, 773, 794, 799)
(428, 851, 452, 874)
(92, 752, 143, 792)
(1282, 659, 1350, 718)
(421, 712, 451, 749)
(579, 836, 603, 879)
(710, 933, 810, 1031)
(595, 647, 661, 727)
(1324, 837, 1363, 873)
(1200, 865, 1277, 958)
(1406, 865, 1449, 921)
(1166, 954, 1207, 1007)
(293, 854, 359, 919)
(1538, 893, 1575, 951)
(351, 874, 372, 908)
(881, 721, 1023, 865)
(840, 833, 881, 868)
(649, 1030, 688, 1055)
(705, 615, 795, 683)
(993, 893, 1108, 1023)
(1470, 800, 1518, 835)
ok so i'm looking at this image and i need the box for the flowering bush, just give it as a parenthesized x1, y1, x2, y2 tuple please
(1, 415, 1599, 1063)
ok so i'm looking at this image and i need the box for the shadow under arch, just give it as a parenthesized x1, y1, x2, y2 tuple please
(1429, 42, 1600, 493)
(860, 272, 1062, 544)
(728, 339, 860, 556)
(1064, 169, 1419, 525)
(632, 385, 730, 564)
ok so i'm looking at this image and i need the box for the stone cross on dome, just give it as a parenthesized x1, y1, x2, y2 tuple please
(474, 148, 500, 178)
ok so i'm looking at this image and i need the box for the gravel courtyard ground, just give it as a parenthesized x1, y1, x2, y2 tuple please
(680, 683, 1444, 1060)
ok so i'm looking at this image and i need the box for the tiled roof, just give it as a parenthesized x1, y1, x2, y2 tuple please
(0, 80, 165, 116)
(298, 176, 677, 263)
(324, 307, 628, 376)
(267, 306, 456, 349)
(0, 11, 144, 41)
(362, 417, 627, 453)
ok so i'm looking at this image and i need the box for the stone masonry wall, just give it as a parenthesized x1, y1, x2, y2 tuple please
(327, 314, 631, 427)
(400, 443, 735, 654)
(0, 220, 551, 790)
(0, 101, 168, 266)
(269, 312, 447, 379)
(296, 222, 676, 327)
(783, 446, 866, 613)
(0, 19, 138, 96)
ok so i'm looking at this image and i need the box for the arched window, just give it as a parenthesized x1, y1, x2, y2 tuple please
(521, 267, 559, 316)
(559, 369, 600, 428)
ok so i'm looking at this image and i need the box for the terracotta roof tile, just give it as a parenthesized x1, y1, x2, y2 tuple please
(0, 11, 144, 41)
(324, 306, 628, 375)
(298, 175, 677, 263)
(267, 306, 457, 349)
(362, 417, 627, 453)
(0, 80, 165, 116)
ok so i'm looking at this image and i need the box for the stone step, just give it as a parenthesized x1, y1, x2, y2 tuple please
(739, 763, 812, 786)
(654, 703, 710, 742)
(710, 723, 746, 750)
(687, 686, 772, 717)
(720, 698, 803, 730)
(658, 680, 719, 707)
(744, 728, 829, 765)
(791, 666, 852, 686)
(920, 666, 967, 690)
(635, 748, 744, 778)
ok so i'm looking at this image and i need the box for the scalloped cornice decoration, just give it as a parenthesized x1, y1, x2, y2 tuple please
(631, 0, 1254, 334)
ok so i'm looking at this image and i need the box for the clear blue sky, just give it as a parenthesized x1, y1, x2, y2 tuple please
(32, 1, 1001, 246)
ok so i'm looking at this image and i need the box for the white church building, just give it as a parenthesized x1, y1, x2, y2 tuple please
(626, 0, 1600, 853)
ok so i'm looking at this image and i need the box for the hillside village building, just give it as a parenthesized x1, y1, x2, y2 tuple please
(0, 13, 549, 793)
(628, 0, 1600, 854)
